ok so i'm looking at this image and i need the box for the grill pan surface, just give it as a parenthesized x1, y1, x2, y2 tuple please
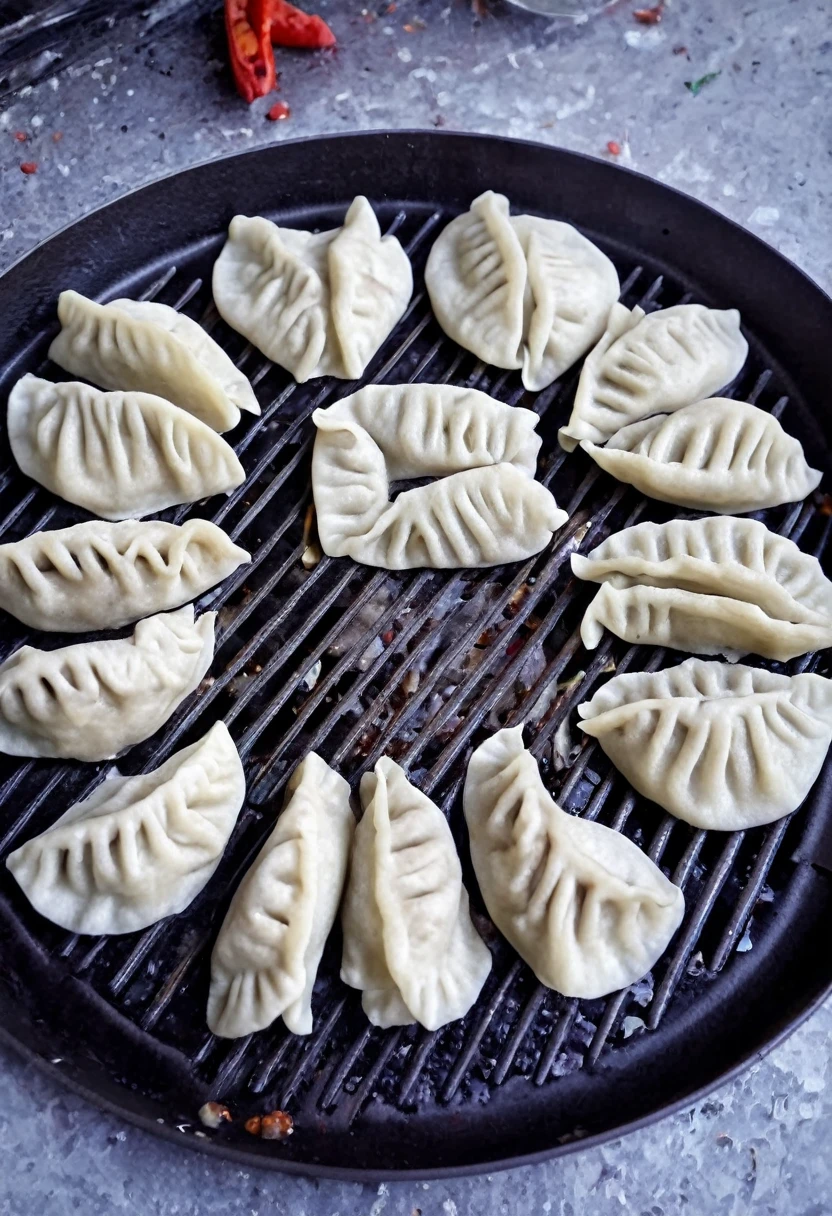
(1, 131, 832, 1180)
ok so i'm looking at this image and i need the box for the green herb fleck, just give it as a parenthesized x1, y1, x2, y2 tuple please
(685, 71, 721, 96)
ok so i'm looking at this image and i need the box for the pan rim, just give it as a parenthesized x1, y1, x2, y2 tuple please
(2, 969, 831, 1182)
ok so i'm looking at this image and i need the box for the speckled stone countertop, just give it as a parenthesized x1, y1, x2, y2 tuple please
(1, 1, 831, 1212)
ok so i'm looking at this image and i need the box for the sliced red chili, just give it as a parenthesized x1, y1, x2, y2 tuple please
(225, 0, 276, 103)
(269, 0, 335, 49)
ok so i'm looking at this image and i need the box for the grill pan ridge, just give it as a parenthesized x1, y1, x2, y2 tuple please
(0, 133, 832, 1179)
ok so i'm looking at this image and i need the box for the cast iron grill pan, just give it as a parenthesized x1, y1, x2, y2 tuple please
(0, 133, 831, 1179)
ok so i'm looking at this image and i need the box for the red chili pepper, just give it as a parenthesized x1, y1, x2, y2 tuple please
(607, 140, 621, 156)
(269, 0, 335, 49)
(633, 1, 663, 23)
(267, 100, 291, 120)
(225, 0, 276, 103)
(20, 162, 38, 174)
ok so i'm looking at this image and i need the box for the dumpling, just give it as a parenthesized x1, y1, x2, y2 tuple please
(315, 383, 543, 478)
(8, 374, 245, 520)
(464, 726, 684, 999)
(312, 395, 566, 569)
(559, 303, 748, 451)
(341, 758, 491, 1029)
(212, 196, 413, 383)
(6, 721, 245, 935)
(0, 518, 250, 632)
(0, 605, 215, 761)
(47, 290, 259, 432)
(207, 752, 353, 1038)
(424, 191, 620, 391)
(315, 455, 565, 570)
(581, 398, 822, 513)
(572, 516, 832, 661)
(578, 658, 832, 831)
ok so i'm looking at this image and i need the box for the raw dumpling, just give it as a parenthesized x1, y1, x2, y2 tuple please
(48, 290, 259, 432)
(425, 191, 620, 391)
(8, 374, 245, 520)
(573, 516, 832, 661)
(0, 518, 250, 632)
(6, 721, 245, 935)
(208, 752, 353, 1038)
(578, 658, 832, 831)
(0, 605, 215, 760)
(464, 726, 684, 999)
(341, 757, 491, 1030)
(315, 383, 543, 478)
(581, 398, 822, 513)
(212, 196, 413, 383)
(559, 303, 748, 451)
(312, 396, 566, 569)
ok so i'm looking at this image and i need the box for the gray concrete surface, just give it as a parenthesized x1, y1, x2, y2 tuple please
(1, 0, 831, 1212)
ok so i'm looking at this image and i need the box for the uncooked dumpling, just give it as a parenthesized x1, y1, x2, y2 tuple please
(572, 516, 832, 661)
(48, 290, 259, 432)
(212, 196, 413, 383)
(581, 398, 822, 513)
(316, 383, 543, 478)
(0, 518, 249, 632)
(578, 658, 832, 831)
(0, 605, 215, 760)
(341, 757, 491, 1030)
(8, 374, 245, 520)
(312, 391, 566, 569)
(463, 726, 684, 999)
(559, 303, 748, 451)
(208, 752, 354, 1038)
(6, 721, 245, 935)
(425, 191, 620, 391)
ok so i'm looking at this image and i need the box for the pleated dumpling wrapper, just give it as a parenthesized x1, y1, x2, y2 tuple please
(581, 398, 822, 514)
(578, 658, 832, 831)
(0, 518, 249, 633)
(7, 721, 245, 935)
(0, 605, 215, 761)
(8, 375, 245, 521)
(208, 752, 354, 1038)
(425, 191, 620, 392)
(573, 516, 832, 662)
(212, 196, 413, 383)
(559, 302, 748, 451)
(463, 725, 684, 999)
(312, 383, 566, 569)
(341, 757, 492, 1030)
(48, 290, 260, 432)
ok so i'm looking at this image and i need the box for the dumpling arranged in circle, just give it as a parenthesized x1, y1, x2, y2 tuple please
(425, 191, 620, 391)
(8, 375, 245, 520)
(212, 196, 413, 383)
(7, 720, 245, 935)
(48, 290, 259, 432)
(572, 515, 832, 662)
(0, 518, 249, 633)
(341, 757, 492, 1030)
(463, 725, 684, 999)
(208, 751, 354, 1039)
(0, 605, 215, 761)
(580, 397, 822, 513)
(559, 302, 748, 451)
(311, 383, 567, 570)
(578, 658, 832, 831)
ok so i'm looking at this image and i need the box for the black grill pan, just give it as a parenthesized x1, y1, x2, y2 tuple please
(1, 131, 832, 1180)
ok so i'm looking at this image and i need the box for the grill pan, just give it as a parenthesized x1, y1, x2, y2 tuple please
(1, 131, 832, 1180)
